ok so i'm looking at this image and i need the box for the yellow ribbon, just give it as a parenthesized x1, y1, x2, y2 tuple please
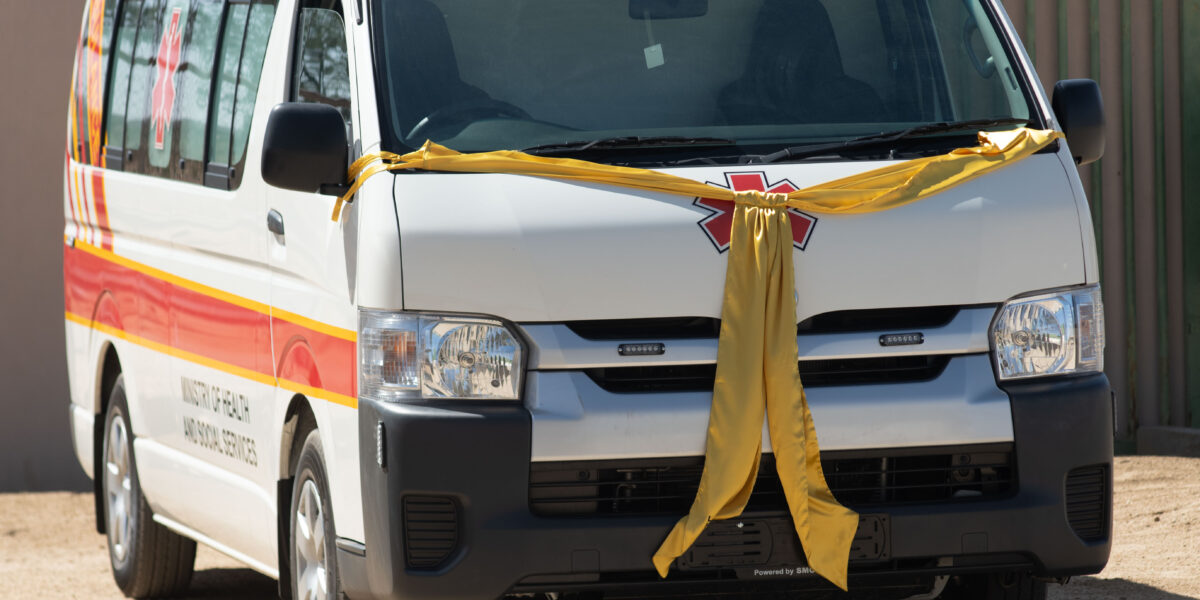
(336, 128, 1061, 589)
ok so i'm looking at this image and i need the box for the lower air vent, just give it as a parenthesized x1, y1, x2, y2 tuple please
(1065, 465, 1110, 542)
(530, 445, 1014, 517)
(402, 495, 460, 570)
(585, 355, 950, 393)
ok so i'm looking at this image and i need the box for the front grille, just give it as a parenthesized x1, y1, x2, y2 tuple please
(402, 495, 460, 569)
(563, 306, 968, 341)
(1065, 465, 1109, 542)
(585, 355, 950, 393)
(530, 445, 1015, 517)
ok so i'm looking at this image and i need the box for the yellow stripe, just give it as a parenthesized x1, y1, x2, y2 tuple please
(279, 379, 358, 409)
(71, 166, 87, 237)
(72, 239, 357, 342)
(66, 311, 357, 409)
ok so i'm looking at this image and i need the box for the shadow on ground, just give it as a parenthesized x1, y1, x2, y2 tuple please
(181, 567, 278, 599)
(1050, 577, 1197, 600)
(172, 570, 1198, 600)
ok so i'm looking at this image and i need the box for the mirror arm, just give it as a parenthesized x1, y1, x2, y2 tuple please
(319, 182, 352, 197)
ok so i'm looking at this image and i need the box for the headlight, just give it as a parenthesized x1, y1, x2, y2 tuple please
(359, 309, 524, 402)
(990, 284, 1104, 380)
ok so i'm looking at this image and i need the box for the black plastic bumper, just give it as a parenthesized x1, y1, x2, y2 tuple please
(342, 373, 1112, 600)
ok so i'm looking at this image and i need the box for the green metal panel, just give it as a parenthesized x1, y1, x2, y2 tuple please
(1122, 0, 1137, 426)
(1183, 0, 1200, 428)
(1058, 0, 1069, 78)
(1026, 0, 1037, 62)
(1090, 0, 1102, 262)
(1154, 0, 1169, 423)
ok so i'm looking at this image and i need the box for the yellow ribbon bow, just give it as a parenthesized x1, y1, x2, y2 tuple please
(336, 128, 1062, 589)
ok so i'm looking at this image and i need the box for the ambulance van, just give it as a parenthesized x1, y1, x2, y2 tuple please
(64, 0, 1112, 598)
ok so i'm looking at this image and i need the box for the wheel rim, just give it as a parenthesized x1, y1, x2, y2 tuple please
(295, 478, 329, 600)
(105, 415, 134, 565)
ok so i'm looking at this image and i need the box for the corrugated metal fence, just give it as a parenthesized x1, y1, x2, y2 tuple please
(998, 0, 1199, 441)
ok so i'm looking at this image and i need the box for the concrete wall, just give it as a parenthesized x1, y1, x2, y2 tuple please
(0, 1, 90, 491)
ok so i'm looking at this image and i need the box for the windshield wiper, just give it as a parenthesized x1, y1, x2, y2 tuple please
(522, 136, 735, 156)
(758, 117, 1030, 164)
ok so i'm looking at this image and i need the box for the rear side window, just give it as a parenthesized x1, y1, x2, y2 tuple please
(71, 0, 120, 167)
(175, 0, 224, 182)
(104, 0, 143, 169)
(101, 0, 278, 190)
(207, 3, 250, 186)
(207, 1, 277, 189)
(147, 0, 192, 177)
(123, 0, 162, 173)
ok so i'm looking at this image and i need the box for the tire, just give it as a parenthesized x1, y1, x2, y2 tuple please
(102, 375, 197, 598)
(944, 572, 1048, 600)
(290, 429, 341, 600)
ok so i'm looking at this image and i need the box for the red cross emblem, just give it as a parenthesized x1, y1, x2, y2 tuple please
(695, 172, 818, 252)
(150, 8, 184, 151)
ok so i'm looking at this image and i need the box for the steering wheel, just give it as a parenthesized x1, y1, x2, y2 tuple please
(406, 98, 532, 142)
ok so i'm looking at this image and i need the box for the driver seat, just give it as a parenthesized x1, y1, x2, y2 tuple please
(383, 0, 491, 139)
(719, 0, 887, 124)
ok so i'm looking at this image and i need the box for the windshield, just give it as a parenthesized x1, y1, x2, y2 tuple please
(371, 0, 1040, 162)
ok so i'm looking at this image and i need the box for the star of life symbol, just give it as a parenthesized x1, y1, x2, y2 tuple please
(694, 172, 818, 252)
(151, 8, 184, 151)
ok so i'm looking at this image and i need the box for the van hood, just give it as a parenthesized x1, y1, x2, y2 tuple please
(393, 155, 1085, 322)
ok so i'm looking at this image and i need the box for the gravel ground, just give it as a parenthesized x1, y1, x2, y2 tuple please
(2, 456, 1196, 599)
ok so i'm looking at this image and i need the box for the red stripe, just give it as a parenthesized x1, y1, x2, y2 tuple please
(64, 244, 356, 399)
(90, 171, 111, 250)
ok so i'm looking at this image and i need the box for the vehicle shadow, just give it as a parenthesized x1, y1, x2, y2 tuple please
(173, 570, 1196, 600)
(180, 567, 278, 599)
(1049, 576, 1195, 600)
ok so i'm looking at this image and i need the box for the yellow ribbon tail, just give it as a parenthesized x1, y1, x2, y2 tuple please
(651, 200, 857, 590)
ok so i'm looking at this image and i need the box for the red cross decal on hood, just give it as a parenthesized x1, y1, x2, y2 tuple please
(694, 172, 818, 253)
(150, 8, 184, 151)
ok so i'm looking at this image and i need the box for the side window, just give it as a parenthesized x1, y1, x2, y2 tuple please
(102, 0, 276, 186)
(231, 4, 276, 169)
(147, 0, 192, 177)
(174, 0, 223, 183)
(124, 0, 164, 174)
(206, 0, 276, 190)
(291, 2, 352, 131)
(72, 0, 120, 167)
(105, 0, 144, 169)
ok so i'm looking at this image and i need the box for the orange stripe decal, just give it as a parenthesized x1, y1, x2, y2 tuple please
(64, 241, 358, 408)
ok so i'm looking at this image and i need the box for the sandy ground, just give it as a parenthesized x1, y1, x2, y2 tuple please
(2, 456, 1196, 600)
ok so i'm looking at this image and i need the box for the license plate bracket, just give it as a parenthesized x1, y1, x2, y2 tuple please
(675, 513, 890, 578)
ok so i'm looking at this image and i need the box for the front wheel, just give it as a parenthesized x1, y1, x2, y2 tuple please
(103, 375, 196, 598)
(290, 429, 341, 600)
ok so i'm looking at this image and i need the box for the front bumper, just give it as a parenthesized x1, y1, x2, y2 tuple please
(342, 373, 1112, 600)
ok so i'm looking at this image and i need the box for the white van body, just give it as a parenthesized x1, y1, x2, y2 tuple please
(65, 0, 1112, 598)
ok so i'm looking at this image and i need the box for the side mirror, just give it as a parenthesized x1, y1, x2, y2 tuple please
(261, 103, 349, 194)
(1051, 79, 1105, 166)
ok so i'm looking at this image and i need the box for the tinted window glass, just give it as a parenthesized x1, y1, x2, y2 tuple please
(372, 0, 1037, 158)
(148, 0, 191, 174)
(125, 0, 163, 171)
(105, 0, 144, 163)
(292, 7, 352, 129)
(73, 0, 120, 166)
(209, 3, 249, 170)
(230, 2, 276, 168)
(176, 0, 223, 180)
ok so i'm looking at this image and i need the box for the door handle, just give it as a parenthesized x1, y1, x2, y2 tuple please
(267, 209, 285, 236)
